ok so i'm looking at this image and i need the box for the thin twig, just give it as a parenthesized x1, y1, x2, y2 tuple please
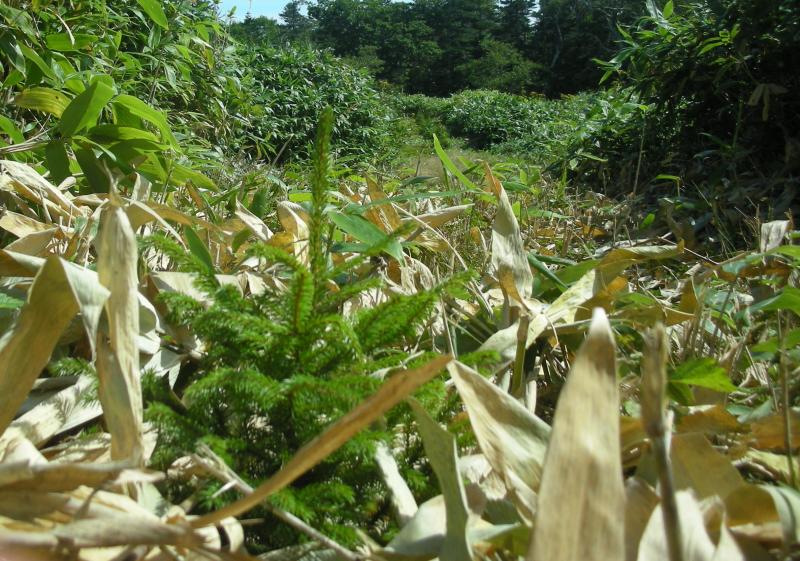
(642, 325, 684, 561)
(778, 312, 798, 489)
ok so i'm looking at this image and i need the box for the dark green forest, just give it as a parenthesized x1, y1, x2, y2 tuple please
(233, 0, 645, 96)
(0, 0, 799, 559)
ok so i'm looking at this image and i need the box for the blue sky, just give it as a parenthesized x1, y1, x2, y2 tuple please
(217, 0, 288, 21)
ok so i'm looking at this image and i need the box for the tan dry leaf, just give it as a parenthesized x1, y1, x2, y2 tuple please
(0, 257, 108, 435)
(411, 204, 472, 230)
(235, 200, 274, 241)
(750, 411, 800, 450)
(375, 441, 417, 526)
(125, 200, 184, 245)
(484, 163, 532, 306)
(760, 220, 791, 252)
(637, 491, 715, 561)
(146, 201, 217, 231)
(0, 249, 44, 277)
(277, 201, 310, 262)
(670, 432, 745, 500)
(365, 177, 402, 234)
(0, 211, 53, 238)
(96, 200, 144, 466)
(5, 228, 62, 256)
(0, 376, 99, 455)
(625, 477, 660, 561)
(677, 404, 744, 436)
(448, 360, 550, 523)
(527, 308, 624, 561)
(190, 355, 453, 527)
(51, 511, 202, 549)
(0, 160, 83, 219)
(483, 243, 685, 359)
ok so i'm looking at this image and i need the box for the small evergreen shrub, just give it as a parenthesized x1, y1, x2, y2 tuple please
(144, 109, 473, 550)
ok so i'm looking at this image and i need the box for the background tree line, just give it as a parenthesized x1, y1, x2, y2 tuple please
(229, 0, 646, 96)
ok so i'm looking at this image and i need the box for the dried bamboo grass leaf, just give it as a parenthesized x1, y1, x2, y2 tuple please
(235, 201, 273, 241)
(750, 412, 800, 450)
(382, 495, 448, 559)
(448, 360, 550, 522)
(759, 484, 800, 548)
(637, 491, 715, 561)
(0, 211, 53, 238)
(5, 229, 60, 256)
(411, 205, 472, 230)
(1, 461, 136, 492)
(670, 433, 745, 500)
(277, 201, 310, 261)
(365, 177, 402, 233)
(527, 308, 624, 561)
(0, 160, 82, 217)
(191, 355, 452, 527)
(409, 398, 473, 561)
(760, 220, 791, 252)
(625, 477, 660, 561)
(479, 313, 549, 361)
(0, 250, 44, 277)
(96, 201, 144, 465)
(375, 441, 418, 526)
(485, 163, 532, 304)
(52, 511, 203, 548)
(125, 200, 184, 244)
(0, 258, 108, 435)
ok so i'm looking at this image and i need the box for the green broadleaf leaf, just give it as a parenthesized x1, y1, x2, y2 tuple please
(749, 287, 800, 317)
(88, 124, 162, 143)
(433, 134, 479, 192)
(329, 211, 404, 261)
(75, 147, 111, 193)
(13, 87, 70, 117)
(135, 0, 169, 29)
(169, 163, 216, 190)
(18, 43, 55, 80)
(45, 33, 97, 52)
(112, 95, 177, 147)
(59, 79, 116, 137)
(183, 226, 216, 276)
(45, 141, 72, 184)
(669, 358, 736, 392)
(0, 115, 24, 144)
(751, 328, 800, 357)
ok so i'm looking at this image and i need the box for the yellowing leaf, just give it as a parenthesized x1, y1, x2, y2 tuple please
(13, 87, 70, 117)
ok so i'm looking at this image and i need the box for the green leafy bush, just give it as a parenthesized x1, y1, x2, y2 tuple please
(0, 0, 249, 192)
(589, 0, 800, 211)
(244, 45, 395, 161)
